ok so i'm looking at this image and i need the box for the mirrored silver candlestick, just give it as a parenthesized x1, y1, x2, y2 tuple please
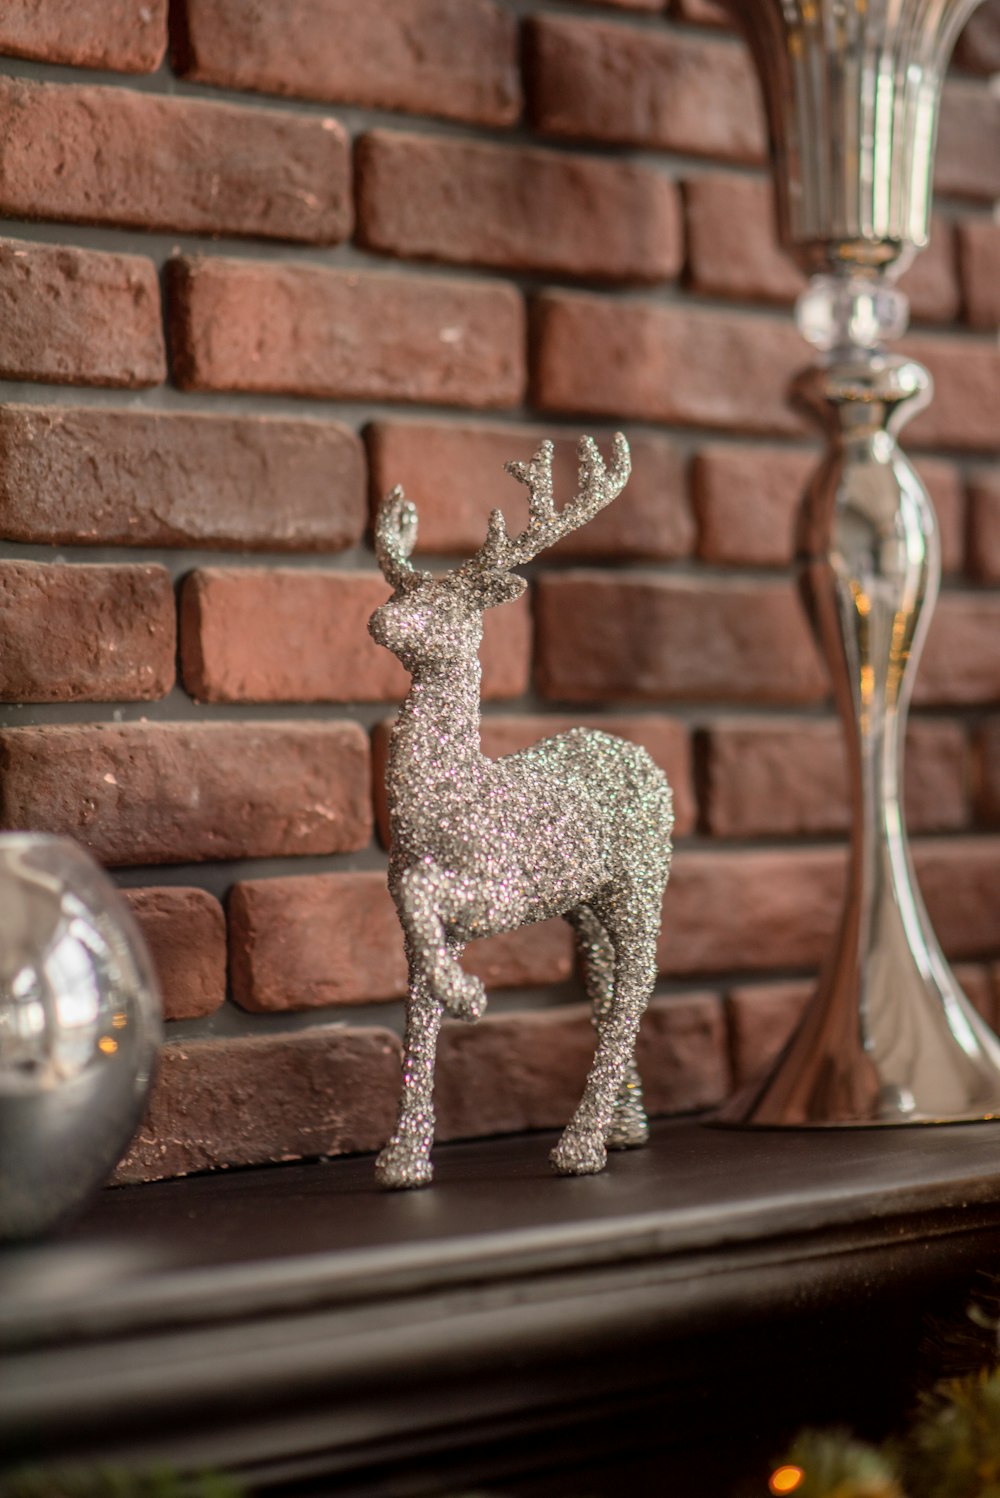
(718, 0, 1000, 1125)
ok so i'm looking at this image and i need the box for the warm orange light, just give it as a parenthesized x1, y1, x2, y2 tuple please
(98, 1036, 119, 1056)
(769, 1466, 804, 1496)
(111, 1011, 128, 1030)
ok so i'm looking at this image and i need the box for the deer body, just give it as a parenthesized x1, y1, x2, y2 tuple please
(370, 435, 673, 1187)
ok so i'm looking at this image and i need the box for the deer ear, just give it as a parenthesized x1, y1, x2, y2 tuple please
(479, 570, 526, 609)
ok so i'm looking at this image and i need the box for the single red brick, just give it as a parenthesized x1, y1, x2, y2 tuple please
(954, 1, 1000, 73)
(174, 0, 520, 128)
(533, 291, 805, 434)
(916, 837, 1000, 959)
(936, 82, 1000, 202)
(122, 887, 226, 1022)
(638, 993, 731, 1113)
(0, 561, 174, 703)
(958, 220, 1000, 330)
(357, 130, 681, 286)
(902, 225, 963, 326)
(909, 462, 967, 568)
(229, 869, 574, 1012)
(955, 963, 1000, 1031)
(969, 475, 1000, 584)
(170, 256, 525, 408)
(685, 174, 958, 324)
(114, 1027, 402, 1182)
(0, 78, 350, 245)
(0, 721, 372, 866)
(894, 722, 971, 834)
(0, 405, 365, 552)
(901, 336, 1000, 452)
(915, 593, 1000, 706)
(672, 0, 730, 23)
(180, 569, 530, 704)
(0, 0, 166, 72)
(702, 718, 969, 838)
(366, 421, 693, 563)
(661, 846, 846, 976)
(0, 238, 164, 389)
(535, 573, 827, 705)
(230, 871, 406, 1011)
(693, 446, 964, 573)
(693, 446, 811, 567)
(685, 174, 800, 306)
(973, 720, 1000, 824)
(668, 842, 1000, 977)
(465, 923, 575, 992)
(727, 982, 811, 1087)
(433, 992, 729, 1141)
(526, 15, 765, 163)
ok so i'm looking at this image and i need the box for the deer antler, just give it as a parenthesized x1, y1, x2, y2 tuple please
(374, 486, 431, 590)
(478, 432, 630, 573)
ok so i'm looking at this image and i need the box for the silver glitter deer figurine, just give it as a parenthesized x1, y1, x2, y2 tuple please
(369, 433, 674, 1188)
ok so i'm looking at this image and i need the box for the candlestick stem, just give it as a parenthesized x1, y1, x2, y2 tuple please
(723, 271, 1000, 1124)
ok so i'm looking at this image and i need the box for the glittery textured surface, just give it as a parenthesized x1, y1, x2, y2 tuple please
(369, 435, 673, 1188)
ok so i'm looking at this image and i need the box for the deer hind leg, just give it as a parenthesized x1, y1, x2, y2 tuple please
(567, 904, 648, 1150)
(375, 936, 463, 1190)
(552, 894, 659, 1177)
(395, 862, 486, 1021)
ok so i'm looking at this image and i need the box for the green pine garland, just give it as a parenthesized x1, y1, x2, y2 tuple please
(769, 1429, 903, 1498)
(771, 1368, 1000, 1498)
(903, 1369, 1000, 1498)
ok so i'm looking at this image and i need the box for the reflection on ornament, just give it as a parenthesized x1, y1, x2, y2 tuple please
(0, 834, 161, 1239)
(369, 433, 674, 1188)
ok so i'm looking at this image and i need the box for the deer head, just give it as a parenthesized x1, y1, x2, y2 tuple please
(369, 433, 631, 671)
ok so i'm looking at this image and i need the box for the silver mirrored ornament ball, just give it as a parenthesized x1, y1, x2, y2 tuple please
(0, 834, 162, 1239)
(370, 434, 674, 1189)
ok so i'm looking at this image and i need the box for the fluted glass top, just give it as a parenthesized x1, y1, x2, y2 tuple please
(722, 0, 984, 273)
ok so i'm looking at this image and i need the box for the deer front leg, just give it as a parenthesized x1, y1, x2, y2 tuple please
(395, 863, 487, 1021)
(375, 947, 453, 1190)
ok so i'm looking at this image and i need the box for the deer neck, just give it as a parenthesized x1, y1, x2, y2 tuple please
(388, 657, 487, 811)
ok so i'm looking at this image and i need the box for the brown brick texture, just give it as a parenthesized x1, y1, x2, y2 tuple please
(0, 723, 372, 865)
(169, 256, 525, 407)
(0, 562, 175, 702)
(0, 406, 366, 552)
(123, 887, 227, 1022)
(356, 131, 682, 284)
(0, 78, 352, 244)
(0, 4, 996, 1185)
(173, 0, 521, 127)
(0, 1, 167, 73)
(0, 239, 165, 388)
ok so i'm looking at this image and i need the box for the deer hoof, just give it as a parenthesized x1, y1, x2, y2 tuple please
(550, 1128, 608, 1177)
(439, 968, 487, 1022)
(374, 1141, 433, 1190)
(606, 1107, 650, 1151)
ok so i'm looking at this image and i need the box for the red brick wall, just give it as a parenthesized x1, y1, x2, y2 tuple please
(0, 0, 998, 1182)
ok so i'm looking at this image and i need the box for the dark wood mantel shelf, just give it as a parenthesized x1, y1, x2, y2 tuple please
(4, 1119, 1000, 1494)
